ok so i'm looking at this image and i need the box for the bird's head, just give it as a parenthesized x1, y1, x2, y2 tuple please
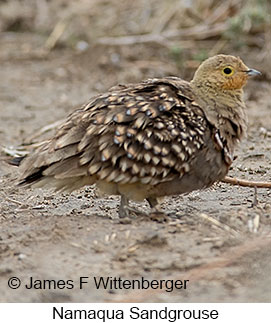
(191, 54, 261, 91)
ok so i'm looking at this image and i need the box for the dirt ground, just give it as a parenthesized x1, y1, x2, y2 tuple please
(1, 2, 271, 303)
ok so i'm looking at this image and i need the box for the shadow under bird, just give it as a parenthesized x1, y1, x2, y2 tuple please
(15, 54, 261, 218)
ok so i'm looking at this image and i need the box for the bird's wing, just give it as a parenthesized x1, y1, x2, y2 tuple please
(19, 78, 210, 186)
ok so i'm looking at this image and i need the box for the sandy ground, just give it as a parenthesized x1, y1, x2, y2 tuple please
(0, 33, 271, 303)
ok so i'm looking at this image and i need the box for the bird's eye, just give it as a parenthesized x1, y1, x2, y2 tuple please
(222, 67, 234, 76)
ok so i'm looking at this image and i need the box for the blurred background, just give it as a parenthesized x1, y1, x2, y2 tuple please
(0, 0, 270, 81)
(1, 0, 271, 146)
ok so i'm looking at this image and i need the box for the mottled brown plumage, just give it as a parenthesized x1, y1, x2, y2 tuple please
(18, 55, 260, 217)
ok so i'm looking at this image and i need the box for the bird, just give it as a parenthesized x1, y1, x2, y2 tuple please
(16, 54, 261, 218)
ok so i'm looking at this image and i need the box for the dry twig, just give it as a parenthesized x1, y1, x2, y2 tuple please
(222, 176, 271, 188)
(96, 22, 227, 46)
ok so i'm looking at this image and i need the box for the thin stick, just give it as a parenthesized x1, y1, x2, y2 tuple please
(222, 176, 271, 188)
(252, 187, 258, 207)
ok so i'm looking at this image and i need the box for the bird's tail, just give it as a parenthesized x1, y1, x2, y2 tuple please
(8, 156, 26, 166)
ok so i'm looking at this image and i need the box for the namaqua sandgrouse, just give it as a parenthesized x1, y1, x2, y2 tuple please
(17, 55, 260, 217)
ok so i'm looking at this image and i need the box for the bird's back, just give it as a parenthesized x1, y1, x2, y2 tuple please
(18, 76, 231, 201)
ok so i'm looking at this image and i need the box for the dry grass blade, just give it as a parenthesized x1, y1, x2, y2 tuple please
(198, 213, 238, 235)
(44, 19, 69, 51)
(205, 1, 236, 25)
(2, 195, 25, 206)
(1, 145, 29, 158)
(151, 3, 181, 34)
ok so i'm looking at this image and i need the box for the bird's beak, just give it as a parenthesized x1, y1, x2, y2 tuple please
(245, 69, 261, 77)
